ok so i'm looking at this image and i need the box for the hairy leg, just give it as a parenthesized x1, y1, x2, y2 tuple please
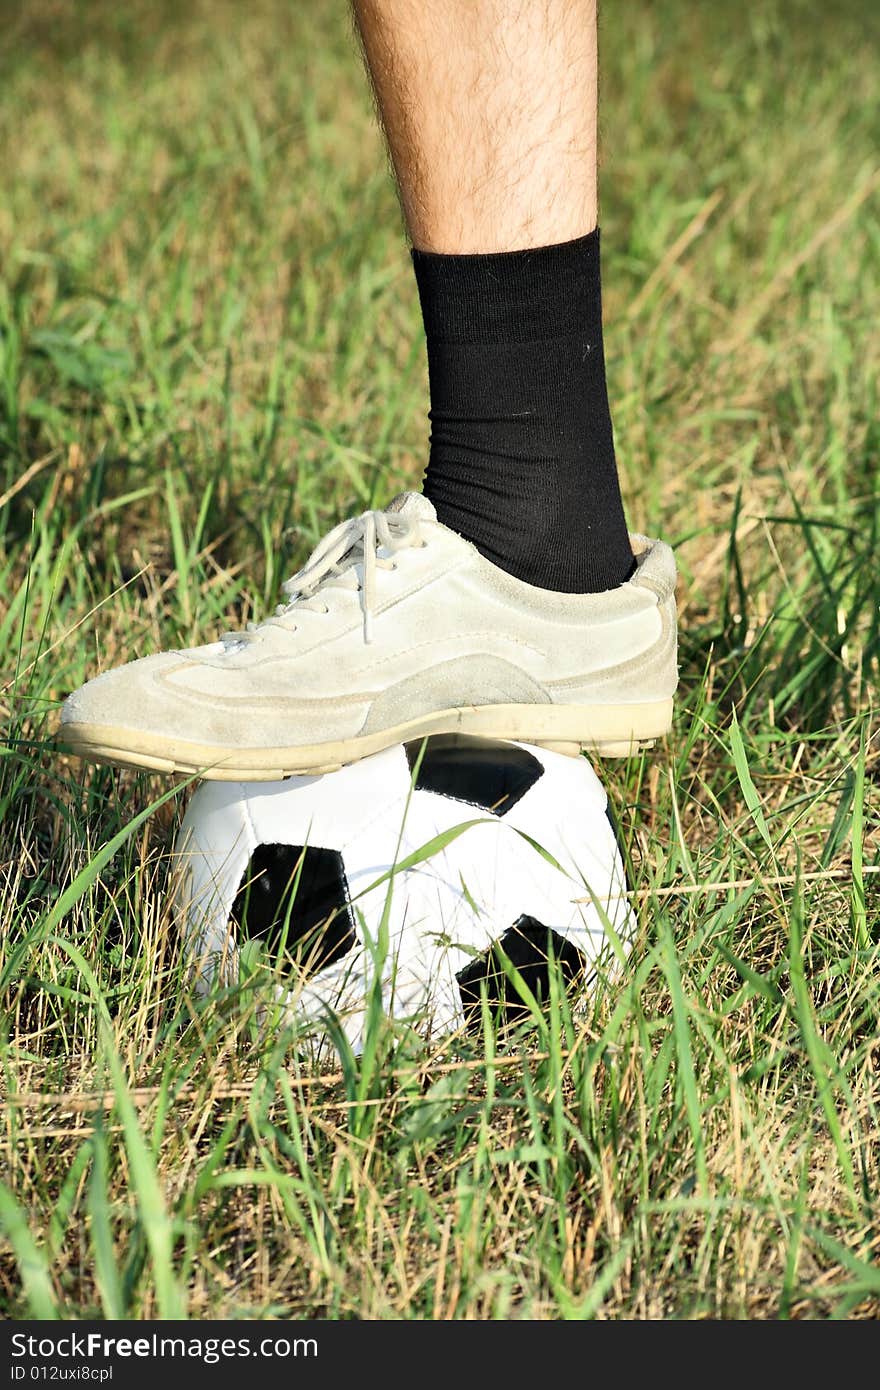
(353, 0, 599, 253)
(353, 0, 631, 595)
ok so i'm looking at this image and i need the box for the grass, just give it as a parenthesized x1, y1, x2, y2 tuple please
(1, 0, 879, 1319)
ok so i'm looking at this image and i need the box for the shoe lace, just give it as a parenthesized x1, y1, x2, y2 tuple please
(224, 508, 425, 649)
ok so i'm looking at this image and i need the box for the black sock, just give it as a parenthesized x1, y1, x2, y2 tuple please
(413, 229, 633, 594)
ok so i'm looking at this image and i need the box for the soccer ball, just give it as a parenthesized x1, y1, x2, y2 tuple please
(170, 735, 633, 1051)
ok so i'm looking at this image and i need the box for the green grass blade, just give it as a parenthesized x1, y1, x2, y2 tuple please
(46, 935, 186, 1318)
(729, 709, 773, 852)
(661, 924, 708, 1195)
(786, 876, 858, 1209)
(850, 726, 867, 951)
(0, 1181, 57, 1319)
(89, 1118, 126, 1319)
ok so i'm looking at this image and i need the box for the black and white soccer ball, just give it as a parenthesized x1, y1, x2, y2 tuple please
(171, 736, 634, 1051)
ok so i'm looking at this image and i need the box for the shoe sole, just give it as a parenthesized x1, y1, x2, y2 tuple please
(61, 699, 673, 781)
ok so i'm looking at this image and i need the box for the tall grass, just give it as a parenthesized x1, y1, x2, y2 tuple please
(1, 0, 878, 1318)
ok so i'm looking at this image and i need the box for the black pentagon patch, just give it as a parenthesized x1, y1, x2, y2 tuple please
(456, 914, 585, 1027)
(231, 843, 356, 974)
(404, 734, 543, 816)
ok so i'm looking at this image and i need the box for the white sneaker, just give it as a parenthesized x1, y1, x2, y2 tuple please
(61, 492, 678, 780)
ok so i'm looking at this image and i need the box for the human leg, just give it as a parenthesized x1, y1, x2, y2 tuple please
(353, 0, 600, 254)
(61, 3, 676, 777)
(354, 0, 632, 593)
